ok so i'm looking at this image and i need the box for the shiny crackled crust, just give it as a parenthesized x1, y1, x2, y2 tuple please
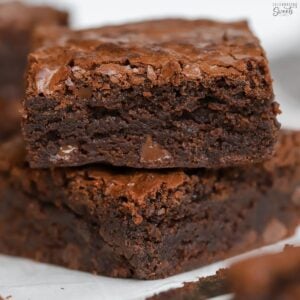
(23, 19, 280, 169)
(27, 19, 273, 99)
(0, 131, 299, 279)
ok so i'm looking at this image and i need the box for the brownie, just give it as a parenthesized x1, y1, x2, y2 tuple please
(23, 19, 280, 169)
(147, 269, 229, 300)
(0, 131, 299, 279)
(228, 246, 300, 300)
(0, 96, 21, 140)
(0, 1, 68, 100)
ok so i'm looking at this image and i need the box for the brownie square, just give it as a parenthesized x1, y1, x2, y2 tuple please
(0, 131, 299, 279)
(0, 1, 68, 100)
(23, 19, 280, 169)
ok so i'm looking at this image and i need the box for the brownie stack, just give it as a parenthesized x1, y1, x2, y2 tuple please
(0, 9, 300, 280)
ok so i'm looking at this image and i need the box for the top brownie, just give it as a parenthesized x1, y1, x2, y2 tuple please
(23, 19, 280, 168)
(0, 1, 68, 100)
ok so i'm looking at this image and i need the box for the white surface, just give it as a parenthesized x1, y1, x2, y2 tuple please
(0, 228, 300, 300)
(1, 0, 300, 299)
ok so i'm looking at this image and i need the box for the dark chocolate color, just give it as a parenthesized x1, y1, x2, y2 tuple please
(23, 19, 279, 169)
(0, 131, 299, 279)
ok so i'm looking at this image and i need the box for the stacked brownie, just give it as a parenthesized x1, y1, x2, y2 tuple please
(1, 16, 300, 280)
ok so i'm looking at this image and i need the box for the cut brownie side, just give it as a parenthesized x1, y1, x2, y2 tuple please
(0, 131, 299, 279)
(228, 246, 300, 300)
(0, 1, 68, 99)
(23, 19, 280, 168)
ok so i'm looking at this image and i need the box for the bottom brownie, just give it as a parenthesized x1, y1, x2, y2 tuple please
(0, 131, 300, 279)
(228, 246, 300, 300)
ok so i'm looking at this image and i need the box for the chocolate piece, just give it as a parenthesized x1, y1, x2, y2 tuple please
(229, 246, 300, 300)
(23, 19, 279, 168)
(0, 131, 299, 279)
(147, 270, 229, 300)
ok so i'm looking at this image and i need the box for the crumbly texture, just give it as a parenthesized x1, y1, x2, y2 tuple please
(229, 246, 300, 300)
(0, 1, 68, 100)
(0, 131, 299, 279)
(147, 269, 229, 300)
(23, 19, 280, 169)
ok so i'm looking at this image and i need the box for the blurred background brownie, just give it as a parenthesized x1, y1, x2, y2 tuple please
(148, 246, 300, 299)
(23, 19, 280, 169)
(229, 246, 300, 300)
(0, 1, 68, 99)
(0, 130, 299, 279)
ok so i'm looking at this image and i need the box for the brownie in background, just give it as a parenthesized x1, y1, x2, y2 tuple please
(229, 246, 300, 300)
(0, 97, 21, 140)
(0, 1, 68, 99)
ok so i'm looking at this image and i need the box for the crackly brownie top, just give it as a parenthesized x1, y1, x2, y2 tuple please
(26, 19, 273, 99)
(0, 1, 67, 29)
